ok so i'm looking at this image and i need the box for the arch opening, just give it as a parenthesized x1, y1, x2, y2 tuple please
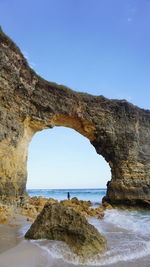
(27, 127, 111, 202)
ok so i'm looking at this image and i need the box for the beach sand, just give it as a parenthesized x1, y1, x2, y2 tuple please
(0, 214, 45, 267)
(1, 213, 150, 267)
(0, 241, 45, 267)
(0, 214, 27, 253)
(0, 224, 20, 254)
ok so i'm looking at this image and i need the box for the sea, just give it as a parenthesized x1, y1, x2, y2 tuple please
(3, 188, 150, 267)
(27, 188, 106, 203)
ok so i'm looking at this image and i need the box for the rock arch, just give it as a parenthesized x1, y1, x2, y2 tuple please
(0, 29, 150, 207)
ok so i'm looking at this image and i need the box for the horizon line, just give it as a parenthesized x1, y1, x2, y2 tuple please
(27, 187, 107, 190)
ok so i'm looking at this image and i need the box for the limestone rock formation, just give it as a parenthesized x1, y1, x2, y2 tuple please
(29, 196, 58, 212)
(60, 198, 105, 217)
(17, 196, 58, 218)
(18, 196, 105, 219)
(0, 28, 150, 207)
(0, 203, 14, 224)
(25, 202, 107, 257)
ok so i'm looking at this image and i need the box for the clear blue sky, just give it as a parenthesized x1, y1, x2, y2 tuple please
(1, 0, 150, 188)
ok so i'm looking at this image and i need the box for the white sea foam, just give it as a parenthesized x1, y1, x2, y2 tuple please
(30, 209, 150, 266)
(32, 239, 150, 266)
(101, 209, 150, 237)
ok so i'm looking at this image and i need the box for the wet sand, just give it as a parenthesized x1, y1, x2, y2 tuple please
(0, 214, 43, 267)
(0, 224, 20, 253)
(0, 214, 28, 253)
(0, 213, 150, 267)
(0, 241, 44, 267)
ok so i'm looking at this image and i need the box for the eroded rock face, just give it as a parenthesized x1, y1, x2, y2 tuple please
(25, 203, 107, 257)
(0, 29, 150, 207)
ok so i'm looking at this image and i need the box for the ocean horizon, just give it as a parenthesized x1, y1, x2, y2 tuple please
(27, 188, 107, 203)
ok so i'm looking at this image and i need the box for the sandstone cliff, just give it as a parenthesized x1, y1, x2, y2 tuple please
(0, 28, 150, 207)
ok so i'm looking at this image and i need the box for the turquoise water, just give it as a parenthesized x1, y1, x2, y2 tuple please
(27, 188, 106, 203)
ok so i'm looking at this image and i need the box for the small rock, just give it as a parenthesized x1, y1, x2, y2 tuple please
(103, 202, 113, 210)
(71, 197, 79, 204)
(98, 212, 105, 220)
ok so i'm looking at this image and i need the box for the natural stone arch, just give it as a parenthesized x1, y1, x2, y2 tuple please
(0, 29, 150, 207)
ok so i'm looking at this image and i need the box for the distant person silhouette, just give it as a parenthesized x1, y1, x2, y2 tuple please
(67, 192, 70, 200)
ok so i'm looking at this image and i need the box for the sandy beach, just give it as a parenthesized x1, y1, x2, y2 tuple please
(1, 209, 150, 267)
(0, 214, 44, 267)
(0, 223, 20, 254)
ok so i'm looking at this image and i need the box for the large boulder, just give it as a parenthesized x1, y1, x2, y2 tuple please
(25, 203, 107, 257)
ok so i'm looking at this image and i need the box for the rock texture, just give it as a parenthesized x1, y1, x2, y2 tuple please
(0, 203, 14, 224)
(19, 196, 106, 219)
(25, 202, 107, 257)
(0, 28, 150, 207)
(18, 196, 110, 219)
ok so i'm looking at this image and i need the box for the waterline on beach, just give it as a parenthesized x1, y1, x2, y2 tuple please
(17, 208, 150, 267)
